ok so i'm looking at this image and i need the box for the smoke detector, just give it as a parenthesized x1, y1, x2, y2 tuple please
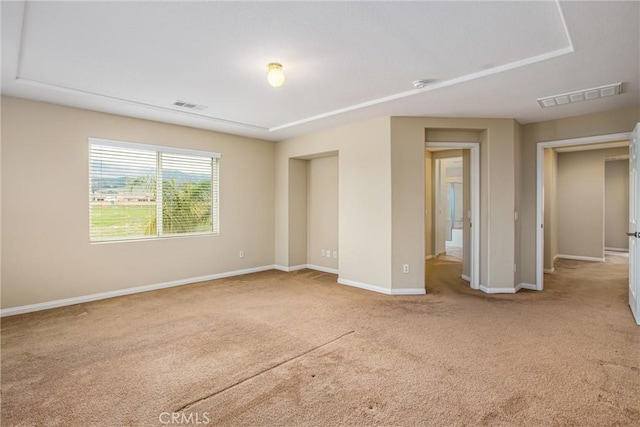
(412, 79, 431, 89)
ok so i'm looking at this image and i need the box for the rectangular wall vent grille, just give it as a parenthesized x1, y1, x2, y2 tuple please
(537, 83, 622, 108)
(173, 100, 208, 111)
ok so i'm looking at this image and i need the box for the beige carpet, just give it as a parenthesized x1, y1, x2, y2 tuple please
(2, 255, 639, 426)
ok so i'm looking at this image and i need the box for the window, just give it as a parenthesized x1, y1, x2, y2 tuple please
(89, 138, 219, 242)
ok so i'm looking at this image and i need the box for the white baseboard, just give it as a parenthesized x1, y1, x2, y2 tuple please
(0, 265, 276, 317)
(479, 285, 517, 294)
(544, 254, 559, 273)
(390, 288, 426, 295)
(517, 283, 538, 291)
(338, 278, 392, 294)
(605, 247, 629, 253)
(479, 283, 539, 294)
(556, 254, 604, 262)
(273, 264, 307, 272)
(274, 264, 338, 274)
(337, 278, 425, 295)
(461, 274, 471, 282)
(2, 263, 427, 317)
(305, 264, 339, 274)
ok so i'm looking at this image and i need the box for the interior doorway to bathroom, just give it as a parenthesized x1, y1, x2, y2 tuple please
(425, 142, 479, 289)
(435, 156, 463, 261)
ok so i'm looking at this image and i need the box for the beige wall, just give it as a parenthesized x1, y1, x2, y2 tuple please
(605, 159, 629, 250)
(5, 97, 637, 308)
(393, 118, 519, 291)
(307, 156, 339, 270)
(462, 149, 471, 279)
(1, 97, 275, 309)
(543, 148, 558, 270)
(275, 117, 393, 290)
(513, 122, 522, 285)
(425, 151, 433, 258)
(556, 147, 628, 259)
(519, 106, 640, 284)
(426, 130, 482, 142)
(288, 159, 308, 267)
(390, 121, 426, 292)
(0, 96, 3, 309)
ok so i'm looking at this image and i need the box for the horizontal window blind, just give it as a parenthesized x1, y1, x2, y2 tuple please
(89, 138, 220, 242)
(160, 152, 214, 235)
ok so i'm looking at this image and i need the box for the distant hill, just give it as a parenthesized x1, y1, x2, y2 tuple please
(90, 161, 210, 192)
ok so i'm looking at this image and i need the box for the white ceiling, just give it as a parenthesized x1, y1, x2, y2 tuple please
(2, 1, 639, 141)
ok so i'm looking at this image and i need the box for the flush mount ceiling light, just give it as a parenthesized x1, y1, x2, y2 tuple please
(537, 82, 622, 108)
(267, 63, 285, 88)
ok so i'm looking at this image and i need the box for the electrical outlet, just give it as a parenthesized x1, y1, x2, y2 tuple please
(326, 249, 331, 257)
(332, 251, 337, 258)
(403, 264, 410, 273)
(239, 250, 244, 259)
(321, 249, 325, 257)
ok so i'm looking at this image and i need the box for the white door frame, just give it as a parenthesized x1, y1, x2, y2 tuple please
(426, 142, 480, 290)
(629, 124, 639, 325)
(535, 132, 631, 290)
(434, 158, 446, 256)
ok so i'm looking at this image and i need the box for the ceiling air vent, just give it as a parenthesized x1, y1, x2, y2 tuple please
(537, 83, 622, 108)
(172, 100, 208, 111)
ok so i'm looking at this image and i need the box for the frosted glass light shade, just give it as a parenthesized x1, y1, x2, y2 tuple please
(267, 63, 285, 87)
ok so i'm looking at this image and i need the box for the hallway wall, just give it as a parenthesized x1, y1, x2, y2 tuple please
(276, 117, 395, 292)
(604, 159, 629, 251)
(307, 156, 339, 270)
(392, 118, 519, 291)
(519, 105, 639, 284)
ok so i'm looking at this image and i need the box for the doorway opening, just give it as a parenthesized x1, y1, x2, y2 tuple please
(605, 157, 630, 254)
(535, 132, 631, 290)
(434, 156, 464, 261)
(426, 142, 479, 289)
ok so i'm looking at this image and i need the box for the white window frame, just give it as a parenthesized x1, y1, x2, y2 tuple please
(89, 138, 220, 242)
